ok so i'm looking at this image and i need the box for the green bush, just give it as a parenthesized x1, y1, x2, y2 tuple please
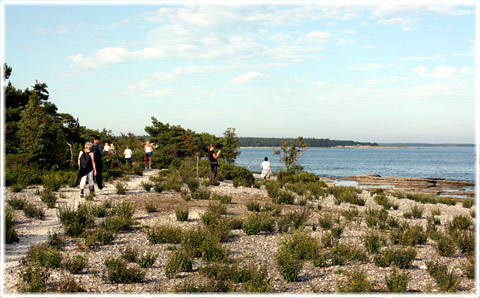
(138, 251, 158, 268)
(426, 261, 460, 293)
(17, 262, 50, 293)
(141, 181, 153, 192)
(212, 193, 233, 204)
(62, 255, 87, 274)
(462, 199, 474, 208)
(173, 278, 232, 293)
(365, 208, 388, 229)
(192, 189, 210, 200)
(115, 182, 128, 195)
(276, 248, 303, 282)
(246, 202, 261, 212)
(176, 208, 189, 221)
(47, 230, 65, 250)
(447, 215, 473, 234)
(40, 189, 57, 208)
(265, 181, 281, 199)
(5, 207, 19, 244)
(83, 228, 115, 249)
(385, 267, 410, 293)
(329, 186, 365, 206)
(436, 234, 456, 257)
(391, 223, 427, 246)
(145, 201, 158, 213)
(57, 277, 86, 293)
(121, 246, 139, 263)
(181, 228, 228, 261)
(242, 212, 275, 235)
(363, 230, 386, 254)
(7, 196, 26, 210)
(375, 247, 417, 269)
(337, 266, 373, 293)
(330, 242, 367, 266)
(273, 190, 295, 205)
(165, 250, 193, 279)
(457, 230, 474, 255)
(57, 203, 93, 237)
(23, 203, 46, 220)
(146, 225, 184, 244)
(279, 229, 319, 260)
(24, 243, 62, 269)
(103, 257, 145, 283)
(219, 163, 254, 187)
(42, 172, 63, 191)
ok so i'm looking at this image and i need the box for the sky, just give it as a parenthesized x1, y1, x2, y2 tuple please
(2, 1, 478, 143)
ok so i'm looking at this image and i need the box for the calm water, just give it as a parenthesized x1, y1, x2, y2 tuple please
(235, 147, 476, 182)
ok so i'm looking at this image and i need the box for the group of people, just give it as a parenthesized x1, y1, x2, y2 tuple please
(77, 138, 155, 197)
(78, 140, 271, 197)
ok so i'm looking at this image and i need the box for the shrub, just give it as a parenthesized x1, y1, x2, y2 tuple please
(165, 250, 194, 279)
(318, 213, 334, 229)
(176, 208, 189, 222)
(57, 277, 86, 293)
(265, 181, 281, 199)
(192, 189, 210, 200)
(375, 247, 417, 269)
(145, 201, 158, 213)
(273, 190, 296, 204)
(246, 202, 261, 212)
(83, 228, 115, 248)
(447, 215, 473, 234)
(23, 203, 46, 220)
(329, 186, 365, 206)
(47, 230, 66, 250)
(17, 262, 50, 293)
(104, 257, 145, 283)
(62, 255, 87, 274)
(115, 182, 128, 195)
(212, 193, 232, 204)
(154, 182, 165, 193)
(121, 246, 139, 263)
(141, 181, 153, 192)
(276, 248, 303, 282)
(42, 172, 63, 191)
(365, 208, 388, 229)
(284, 172, 322, 184)
(435, 234, 456, 257)
(181, 229, 228, 261)
(242, 212, 275, 235)
(363, 230, 386, 254)
(173, 278, 232, 293)
(437, 197, 457, 206)
(146, 225, 184, 244)
(280, 229, 319, 260)
(404, 204, 424, 219)
(57, 203, 93, 237)
(462, 199, 474, 208)
(330, 242, 367, 266)
(426, 261, 460, 293)
(40, 189, 57, 208)
(457, 230, 475, 255)
(337, 266, 373, 293)
(391, 223, 427, 246)
(5, 207, 19, 244)
(219, 163, 255, 187)
(385, 267, 410, 293)
(463, 257, 475, 280)
(24, 243, 62, 269)
(342, 206, 359, 220)
(138, 251, 158, 268)
(7, 196, 26, 210)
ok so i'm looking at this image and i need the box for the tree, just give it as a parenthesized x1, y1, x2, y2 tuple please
(221, 127, 240, 164)
(16, 93, 66, 166)
(273, 136, 307, 174)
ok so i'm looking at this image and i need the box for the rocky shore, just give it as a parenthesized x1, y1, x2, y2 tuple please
(3, 170, 476, 294)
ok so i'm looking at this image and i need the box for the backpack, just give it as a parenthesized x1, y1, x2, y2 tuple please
(80, 151, 91, 168)
(91, 143, 101, 161)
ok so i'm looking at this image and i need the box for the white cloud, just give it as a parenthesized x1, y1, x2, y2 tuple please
(67, 47, 165, 69)
(299, 31, 333, 44)
(229, 71, 270, 84)
(412, 65, 457, 79)
(271, 33, 292, 43)
(399, 54, 441, 61)
(312, 81, 325, 87)
(348, 63, 383, 71)
(341, 29, 356, 35)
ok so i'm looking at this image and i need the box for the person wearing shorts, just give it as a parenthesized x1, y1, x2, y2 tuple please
(261, 157, 272, 181)
(144, 141, 153, 170)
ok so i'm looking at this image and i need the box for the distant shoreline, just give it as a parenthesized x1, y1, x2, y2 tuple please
(241, 146, 410, 149)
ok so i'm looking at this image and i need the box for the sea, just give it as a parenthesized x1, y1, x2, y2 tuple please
(235, 146, 476, 183)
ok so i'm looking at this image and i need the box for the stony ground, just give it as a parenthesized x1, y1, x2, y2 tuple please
(3, 169, 476, 294)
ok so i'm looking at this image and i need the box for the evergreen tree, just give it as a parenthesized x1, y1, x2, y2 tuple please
(273, 136, 307, 174)
(221, 127, 240, 164)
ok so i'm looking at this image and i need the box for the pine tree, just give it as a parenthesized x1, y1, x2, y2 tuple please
(221, 127, 240, 164)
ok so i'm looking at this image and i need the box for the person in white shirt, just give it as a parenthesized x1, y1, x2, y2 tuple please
(123, 145, 133, 166)
(144, 141, 153, 170)
(261, 157, 272, 181)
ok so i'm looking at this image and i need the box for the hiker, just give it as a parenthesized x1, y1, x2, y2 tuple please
(77, 142, 97, 198)
(144, 140, 153, 170)
(208, 144, 221, 183)
(261, 157, 272, 181)
(91, 136, 104, 190)
(123, 145, 133, 166)
(109, 143, 116, 154)
(104, 142, 110, 153)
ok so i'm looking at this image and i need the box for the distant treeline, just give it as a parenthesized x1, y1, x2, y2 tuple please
(239, 137, 378, 148)
(378, 143, 474, 147)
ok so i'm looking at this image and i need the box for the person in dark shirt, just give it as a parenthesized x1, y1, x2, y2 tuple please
(208, 144, 221, 183)
(91, 136, 104, 190)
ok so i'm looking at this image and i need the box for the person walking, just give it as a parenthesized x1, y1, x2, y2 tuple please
(77, 142, 97, 198)
(91, 136, 104, 190)
(261, 157, 272, 181)
(208, 144, 221, 183)
(123, 145, 133, 167)
(144, 140, 153, 170)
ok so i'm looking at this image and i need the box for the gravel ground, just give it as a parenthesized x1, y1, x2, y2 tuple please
(3, 169, 476, 294)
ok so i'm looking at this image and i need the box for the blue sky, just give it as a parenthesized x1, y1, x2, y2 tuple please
(2, 2, 477, 143)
